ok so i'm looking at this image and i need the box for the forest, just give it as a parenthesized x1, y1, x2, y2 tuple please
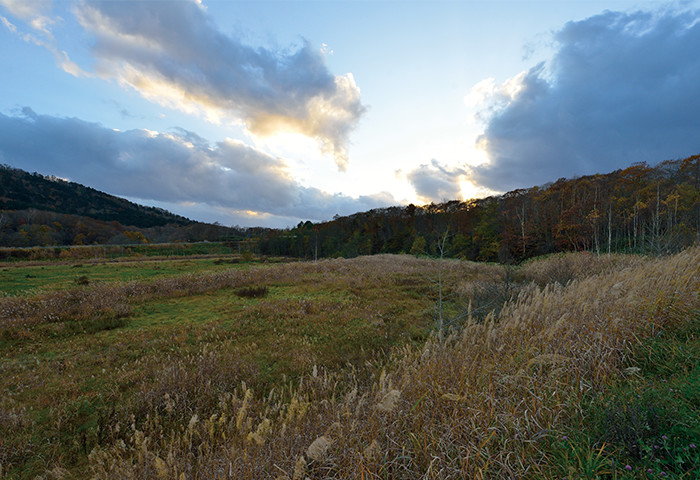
(1, 155, 698, 262)
(0, 165, 245, 247)
(258, 155, 699, 262)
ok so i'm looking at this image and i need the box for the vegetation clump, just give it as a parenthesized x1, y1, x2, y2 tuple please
(234, 285, 269, 298)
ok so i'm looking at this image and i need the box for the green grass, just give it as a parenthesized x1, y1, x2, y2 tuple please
(0, 241, 244, 262)
(122, 276, 431, 385)
(0, 257, 260, 296)
(2, 251, 696, 479)
(551, 311, 700, 480)
(0, 256, 437, 478)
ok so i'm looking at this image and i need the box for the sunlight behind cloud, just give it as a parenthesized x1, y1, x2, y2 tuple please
(252, 130, 322, 179)
(114, 65, 224, 124)
(73, 0, 366, 171)
(465, 71, 528, 123)
(472, 137, 491, 165)
(459, 178, 493, 201)
(246, 73, 364, 170)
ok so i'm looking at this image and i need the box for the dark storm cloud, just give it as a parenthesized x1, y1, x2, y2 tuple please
(473, 9, 700, 191)
(0, 109, 392, 225)
(405, 159, 466, 203)
(73, 0, 365, 169)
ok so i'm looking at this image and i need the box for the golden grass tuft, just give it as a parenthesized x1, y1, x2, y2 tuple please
(306, 435, 333, 462)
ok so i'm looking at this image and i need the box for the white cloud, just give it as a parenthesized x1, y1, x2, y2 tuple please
(73, 0, 365, 170)
(0, 0, 87, 76)
(0, 0, 52, 23)
(465, 71, 528, 109)
(1, 15, 16, 32)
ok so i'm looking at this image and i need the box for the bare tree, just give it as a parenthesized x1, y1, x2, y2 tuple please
(435, 229, 449, 331)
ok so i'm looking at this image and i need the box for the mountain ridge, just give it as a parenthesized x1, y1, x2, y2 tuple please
(0, 164, 192, 228)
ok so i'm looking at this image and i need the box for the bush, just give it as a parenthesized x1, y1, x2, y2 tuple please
(454, 267, 522, 323)
(235, 285, 269, 298)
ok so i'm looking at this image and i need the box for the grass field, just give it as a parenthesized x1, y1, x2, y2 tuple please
(0, 241, 245, 263)
(0, 254, 446, 478)
(0, 255, 267, 296)
(1, 249, 698, 479)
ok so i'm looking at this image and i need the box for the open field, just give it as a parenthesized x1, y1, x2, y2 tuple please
(1, 249, 698, 479)
(0, 242, 246, 263)
(0, 255, 280, 296)
(1, 254, 450, 477)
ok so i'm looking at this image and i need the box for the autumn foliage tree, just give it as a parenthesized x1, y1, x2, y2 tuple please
(258, 155, 699, 261)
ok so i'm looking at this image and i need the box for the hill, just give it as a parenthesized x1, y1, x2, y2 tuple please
(0, 165, 245, 247)
(0, 164, 191, 228)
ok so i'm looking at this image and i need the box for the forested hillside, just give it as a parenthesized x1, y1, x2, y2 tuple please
(0, 165, 192, 227)
(259, 155, 699, 261)
(0, 165, 244, 247)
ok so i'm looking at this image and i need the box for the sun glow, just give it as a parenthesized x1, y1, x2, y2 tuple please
(116, 64, 225, 124)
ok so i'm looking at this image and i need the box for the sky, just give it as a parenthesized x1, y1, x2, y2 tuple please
(1, 0, 699, 228)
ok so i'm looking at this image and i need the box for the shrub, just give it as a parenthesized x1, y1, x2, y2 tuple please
(582, 313, 700, 478)
(454, 267, 523, 323)
(235, 285, 268, 298)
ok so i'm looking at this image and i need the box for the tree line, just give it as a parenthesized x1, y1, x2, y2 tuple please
(0, 208, 247, 248)
(1, 156, 697, 261)
(257, 155, 699, 262)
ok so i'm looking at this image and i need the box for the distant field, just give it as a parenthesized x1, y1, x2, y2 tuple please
(0, 241, 247, 263)
(0, 256, 267, 296)
(1, 250, 697, 479)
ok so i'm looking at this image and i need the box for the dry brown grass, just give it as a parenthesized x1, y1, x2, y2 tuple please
(518, 251, 645, 286)
(68, 249, 700, 479)
(1, 254, 485, 477)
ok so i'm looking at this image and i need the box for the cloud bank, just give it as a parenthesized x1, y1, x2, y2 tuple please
(472, 9, 700, 191)
(73, 0, 365, 170)
(0, 109, 392, 226)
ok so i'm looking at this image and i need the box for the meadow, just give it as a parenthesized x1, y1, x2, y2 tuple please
(0, 248, 698, 479)
(0, 255, 270, 296)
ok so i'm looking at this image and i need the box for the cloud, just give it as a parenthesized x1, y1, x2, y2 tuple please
(0, 109, 392, 227)
(0, 0, 52, 26)
(72, 0, 365, 170)
(0, 0, 86, 76)
(404, 159, 467, 203)
(471, 8, 700, 191)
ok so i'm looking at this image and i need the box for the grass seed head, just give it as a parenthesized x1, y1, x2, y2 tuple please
(306, 435, 333, 462)
(375, 389, 401, 413)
